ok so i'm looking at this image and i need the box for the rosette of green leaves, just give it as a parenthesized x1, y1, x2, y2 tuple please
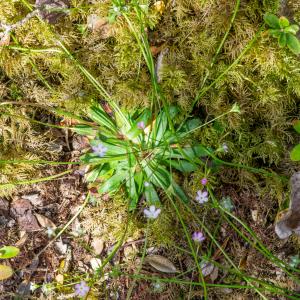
(264, 13, 300, 55)
(77, 105, 208, 210)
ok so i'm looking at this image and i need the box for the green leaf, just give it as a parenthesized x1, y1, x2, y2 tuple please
(134, 171, 144, 193)
(171, 181, 189, 203)
(168, 160, 198, 173)
(264, 13, 280, 29)
(279, 16, 289, 28)
(89, 106, 117, 132)
(98, 171, 127, 194)
(284, 24, 299, 35)
(179, 118, 202, 133)
(286, 33, 300, 54)
(293, 120, 300, 134)
(145, 183, 160, 205)
(290, 144, 300, 161)
(0, 264, 14, 280)
(269, 29, 281, 38)
(73, 125, 96, 136)
(278, 33, 287, 47)
(85, 166, 102, 182)
(0, 246, 20, 259)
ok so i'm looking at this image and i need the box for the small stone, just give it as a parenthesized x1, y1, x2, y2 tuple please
(91, 238, 104, 255)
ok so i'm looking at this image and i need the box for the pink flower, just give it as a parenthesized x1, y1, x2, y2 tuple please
(137, 121, 146, 130)
(192, 231, 205, 243)
(201, 178, 208, 185)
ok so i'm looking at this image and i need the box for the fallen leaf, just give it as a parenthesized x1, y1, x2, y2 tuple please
(35, 213, 56, 229)
(91, 238, 104, 255)
(22, 193, 43, 206)
(153, 1, 165, 14)
(210, 266, 219, 282)
(55, 274, 64, 284)
(55, 239, 68, 255)
(201, 261, 214, 277)
(87, 14, 114, 38)
(0, 264, 13, 280)
(16, 232, 28, 247)
(145, 255, 177, 273)
(275, 172, 300, 239)
(90, 257, 102, 271)
(0, 33, 10, 46)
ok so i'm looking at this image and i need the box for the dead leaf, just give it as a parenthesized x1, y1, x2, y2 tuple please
(87, 14, 114, 38)
(275, 172, 300, 239)
(0, 33, 10, 46)
(201, 262, 214, 277)
(16, 232, 28, 247)
(55, 274, 64, 284)
(35, 213, 56, 229)
(90, 257, 102, 271)
(210, 266, 219, 282)
(145, 255, 177, 273)
(153, 1, 165, 14)
(22, 193, 43, 206)
(0, 264, 13, 280)
(91, 238, 104, 255)
(35, 0, 70, 24)
(11, 199, 40, 232)
(55, 239, 68, 255)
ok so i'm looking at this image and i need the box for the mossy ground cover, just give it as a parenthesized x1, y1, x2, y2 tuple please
(1, 0, 300, 299)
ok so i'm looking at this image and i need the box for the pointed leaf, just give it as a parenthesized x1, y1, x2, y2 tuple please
(171, 181, 189, 203)
(145, 183, 160, 205)
(286, 33, 300, 54)
(145, 255, 178, 273)
(0, 265, 14, 280)
(0, 246, 20, 259)
(169, 160, 197, 173)
(264, 13, 280, 29)
(98, 172, 127, 194)
(89, 106, 117, 132)
(73, 125, 96, 136)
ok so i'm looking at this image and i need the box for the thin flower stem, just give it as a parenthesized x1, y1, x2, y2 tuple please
(0, 169, 73, 187)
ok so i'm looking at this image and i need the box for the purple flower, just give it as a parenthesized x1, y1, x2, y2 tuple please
(92, 143, 107, 157)
(195, 190, 208, 204)
(144, 205, 161, 219)
(192, 231, 205, 243)
(75, 281, 90, 298)
(137, 121, 146, 130)
(201, 178, 208, 186)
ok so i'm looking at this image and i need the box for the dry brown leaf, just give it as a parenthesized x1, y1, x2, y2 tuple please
(55, 274, 64, 284)
(201, 262, 214, 277)
(145, 255, 177, 273)
(0, 33, 10, 46)
(275, 172, 300, 239)
(0, 264, 13, 280)
(35, 213, 56, 229)
(91, 238, 104, 255)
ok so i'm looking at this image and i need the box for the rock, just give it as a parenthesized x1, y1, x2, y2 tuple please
(91, 238, 104, 255)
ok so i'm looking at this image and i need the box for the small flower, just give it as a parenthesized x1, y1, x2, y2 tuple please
(144, 205, 161, 219)
(192, 231, 205, 243)
(230, 103, 240, 113)
(222, 143, 229, 153)
(46, 227, 55, 238)
(144, 181, 150, 187)
(92, 143, 107, 157)
(195, 190, 209, 204)
(30, 282, 39, 292)
(137, 121, 146, 130)
(201, 178, 208, 186)
(75, 281, 90, 298)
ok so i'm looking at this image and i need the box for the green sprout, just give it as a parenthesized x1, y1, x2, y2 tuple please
(264, 13, 300, 55)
